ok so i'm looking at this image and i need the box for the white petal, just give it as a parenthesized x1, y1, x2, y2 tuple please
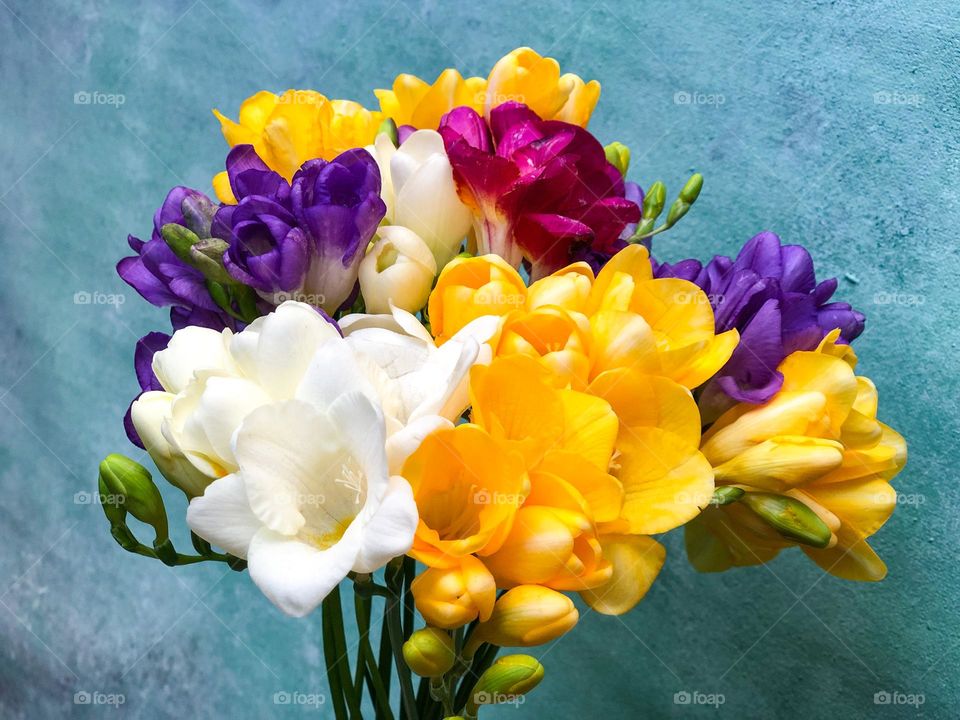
(193, 376, 273, 470)
(353, 477, 418, 573)
(132, 391, 214, 496)
(153, 326, 232, 394)
(327, 391, 390, 500)
(405, 336, 480, 422)
(395, 154, 472, 266)
(385, 415, 453, 474)
(245, 302, 341, 399)
(186, 473, 262, 557)
(295, 339, 380, 411)
(247, 526, 361, 617)
(233, 400, 343, 535)
(391, 130, 446, 191)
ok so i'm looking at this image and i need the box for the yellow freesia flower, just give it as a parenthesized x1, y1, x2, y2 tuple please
(485, 47, 600, 126)
(375, 68, 486, 130)
(376, 47, 600, 130)
(403, 353, 709, 624)
(429, 245, 739, 391)
(211, 89, 383, 202)
(686, 331, 907, 581)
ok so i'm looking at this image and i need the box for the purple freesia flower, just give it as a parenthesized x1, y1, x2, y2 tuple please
(212, 144, 385, 314)
(656, 231, 865, 416)
(118, 187, 237, 331)
(123, 331, 170, 449)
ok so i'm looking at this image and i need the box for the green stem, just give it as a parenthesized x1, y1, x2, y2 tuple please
(402, 556, 415, 640)
(327, 586, 363, 718)
(386, 563, 420, 720)
(354, 591, 394, 720)
(322, 596, 349, 720)
(453, 643, 501, 712)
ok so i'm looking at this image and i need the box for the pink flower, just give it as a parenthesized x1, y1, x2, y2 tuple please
(439, 103, 639, 278)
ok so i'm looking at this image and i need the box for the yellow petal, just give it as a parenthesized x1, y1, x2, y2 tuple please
(588, 310, 660, 376)
(805, 477, 896, 539)
(557, 388, 618, 469)
(802, 524, 887, 581)
(212, 171, 237, 205)
(712, 436, 845, 492)
(779, 350, 858, 434)
(587, 244, 653, 315)
(588, 369, 701, 448)
(613, 427, 714, 534)
(580, 535, 665, 615)
(657, 329, 739, 390)
(535, 451, 624, 522)
(684, 504, 787, 572)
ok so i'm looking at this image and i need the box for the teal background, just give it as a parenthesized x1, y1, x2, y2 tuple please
(1, 0, 955, 717)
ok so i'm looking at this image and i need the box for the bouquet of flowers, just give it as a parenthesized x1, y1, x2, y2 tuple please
(99, 47, 908, 719)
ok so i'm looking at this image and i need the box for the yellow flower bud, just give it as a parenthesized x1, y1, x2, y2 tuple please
(359, 226, 437, 314)
(472, 585, 578, 648)
(402, 627, 456, 677)
(467, 654, 544, 715)
(411, 556, 496, 630)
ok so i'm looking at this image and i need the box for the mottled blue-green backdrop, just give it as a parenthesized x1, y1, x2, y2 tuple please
(1, 1, 956, 717)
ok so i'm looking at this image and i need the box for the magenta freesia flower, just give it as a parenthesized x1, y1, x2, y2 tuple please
(438, 103, 639, 278)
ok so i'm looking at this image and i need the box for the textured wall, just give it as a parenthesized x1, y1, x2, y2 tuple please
(1, 1, 956, 718)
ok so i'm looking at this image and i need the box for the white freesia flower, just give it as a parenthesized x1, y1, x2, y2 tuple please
(368, 130, 472, 268)
(339, 306, 500, 473)
(132, 302, 419, 617)
(359, 226, 437, 314)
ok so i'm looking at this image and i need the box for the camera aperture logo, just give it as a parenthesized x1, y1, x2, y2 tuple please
(473, 690, 525, 707)
(674, 690, 725, 708)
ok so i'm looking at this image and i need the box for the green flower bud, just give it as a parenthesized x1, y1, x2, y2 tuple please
(679, 172, 703, 204)
(741, 492, 832, 548)
(160, 223, 202, 266)
(98, 472, 126, 527)
(467, 654, 544, 714)
(665, 198, 691, 228)
(710, 486, 744, 506)
(604, 141, 631, 178)
(378, 117, 399, 147)
(403, 627, 456, 677)
(98, 454, 169, 543)
(641, 180, 666, 221)
(189, 238, 233, 284)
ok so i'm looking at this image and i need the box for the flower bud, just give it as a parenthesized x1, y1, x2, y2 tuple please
(180, 193, 217, 238)
(603, 141, 630, 178)
(471, 585, 578, 648)
(160, 223, 202, 266)
(710, 485, 744, 506)
(98, 454, 169, 543)
(679, 172, 703, 204)
(741, 492, 832, 548)
(641, 180, 666, 221)
(402, 627, 456, 677)
(189, 238, 233, 284)
(466, 655, 544, 715)
(377, 117, 399, 147)
(411, 556, 496, 629)
(359, 226, 437, 314)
